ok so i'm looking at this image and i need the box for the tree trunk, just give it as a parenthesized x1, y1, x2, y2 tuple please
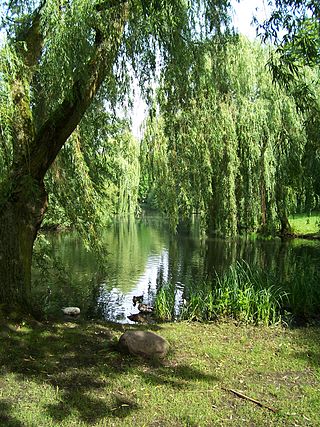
(260, 181, 267, 227)
(0, 176, 47, 313)
(0, 2, 128, 316)
(279, 214, 292, 236)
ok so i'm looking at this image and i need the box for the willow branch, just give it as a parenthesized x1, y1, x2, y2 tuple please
(15, 1, 46, 67)
(222, 387, 278, 413)
(26, 2, 129, 181)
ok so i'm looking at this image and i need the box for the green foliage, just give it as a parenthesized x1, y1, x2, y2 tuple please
(258, 1, 320, 72)
(43, 102, 141, 236)
(280, 253, 320, 322)
(0, 0, 232, 249)
(210, 262, 285, 325)
(154, 262, 286, 325)
(154, 255, 320, 325)
(0, 43, 23, 175)
(178, 262, 286, 325)
(154, 282, 176, 321)
(180, 282, 215, 321)
(142, 36, 313, 236)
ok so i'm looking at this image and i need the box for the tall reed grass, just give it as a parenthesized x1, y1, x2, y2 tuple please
(154, 282, 176, 321)
(154, 259, 320, 325)
(154, 262, 287, 324)
(210, 262, 286, 325)
(280, 254, 320, 322)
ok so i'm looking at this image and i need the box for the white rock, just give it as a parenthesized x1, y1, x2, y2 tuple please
(62, 307, 81, 316)
(118, 330, 169, 359)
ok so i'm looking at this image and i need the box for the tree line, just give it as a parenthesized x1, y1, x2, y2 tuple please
(141, 36, 320, 236)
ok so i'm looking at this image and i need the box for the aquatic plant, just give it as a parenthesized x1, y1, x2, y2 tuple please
(155, 257, 320, 325)
(154, 282, 176, 321)
(281, 254, 320, 322)
(154, 262, 287, 325)
(181, 262, 286, 325)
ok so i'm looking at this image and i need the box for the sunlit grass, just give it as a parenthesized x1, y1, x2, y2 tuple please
(0, 320, 319, 426)
(289, 212, 320, 234)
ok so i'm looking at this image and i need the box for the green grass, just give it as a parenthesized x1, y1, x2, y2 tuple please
(154, 260, 320, 325)
(289, 213, 320, 235)
(154, 282, 176, 321)
(155, 263, 287, 325)
(0, 319, 319, 426)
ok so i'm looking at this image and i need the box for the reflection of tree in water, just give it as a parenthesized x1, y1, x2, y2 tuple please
(156, 256, 167, 289)
(95, 286, 125, 321)
(163, 225, 320, 289)
(34, 216, 320, 321)
(103, 218, 168, 293)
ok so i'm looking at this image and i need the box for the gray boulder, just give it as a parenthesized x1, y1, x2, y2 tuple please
(118, 330, 169, 359)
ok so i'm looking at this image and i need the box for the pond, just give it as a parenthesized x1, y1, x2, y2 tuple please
(32, 213, 320, 323)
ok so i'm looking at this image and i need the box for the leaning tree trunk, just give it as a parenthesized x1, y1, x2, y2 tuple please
(0, 176, 47, 312)
(0, 1, 128, 315)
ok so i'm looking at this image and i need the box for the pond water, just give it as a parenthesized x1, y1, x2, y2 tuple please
(34, 214, 320, 323)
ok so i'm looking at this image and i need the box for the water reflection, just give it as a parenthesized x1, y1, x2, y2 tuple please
(35, 214, 320, 323)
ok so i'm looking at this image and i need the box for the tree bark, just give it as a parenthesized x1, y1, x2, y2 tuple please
(0, 176, 47, 312)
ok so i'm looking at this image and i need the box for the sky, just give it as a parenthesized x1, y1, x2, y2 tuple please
(131, 0, 271, 138)
(231, 0, 271, 40)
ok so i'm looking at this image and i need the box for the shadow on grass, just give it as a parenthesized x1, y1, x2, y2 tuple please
(292, 326, 320, 369)
(0, 400, 25, 427)
(0, 320, 219, 425)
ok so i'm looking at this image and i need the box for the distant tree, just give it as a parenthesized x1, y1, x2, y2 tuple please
(141, 37, 311, 236)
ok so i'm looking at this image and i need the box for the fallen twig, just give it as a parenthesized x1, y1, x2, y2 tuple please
(222, 387, 278, 413)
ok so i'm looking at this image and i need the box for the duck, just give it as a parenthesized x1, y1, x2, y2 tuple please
(137, 303, 154, 314)
(127, 313, 148, 323)
(132, 295, 143, 306)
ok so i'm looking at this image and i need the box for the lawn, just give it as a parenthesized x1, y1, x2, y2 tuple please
(0, 319, 319, 426)
(289, 213, 320, 235)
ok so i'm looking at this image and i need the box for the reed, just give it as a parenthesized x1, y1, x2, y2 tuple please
(180, 283, 215, 321)
(154, 259, 320, 325)
(281, 254, 320, 322)
(154, 262, 287, 324)
(154, 282, 176, 321)
(181, 262, 286, 325)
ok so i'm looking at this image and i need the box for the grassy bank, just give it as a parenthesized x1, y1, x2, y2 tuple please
(0, 319, 319, 426)
(289, 213, 320, 235)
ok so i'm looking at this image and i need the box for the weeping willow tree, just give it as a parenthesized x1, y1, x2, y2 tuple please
(259, 0, 320, 215)
(0, 0, 231, 314)
(141, 36, 313, 236)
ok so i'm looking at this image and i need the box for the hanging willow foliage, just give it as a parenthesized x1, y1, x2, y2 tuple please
(141, 36, 316, 236)
(44, 99, 141, 236)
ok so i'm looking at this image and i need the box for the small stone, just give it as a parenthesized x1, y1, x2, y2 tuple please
(62, 307, 80, 316)
(118, 330, 169, 359)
